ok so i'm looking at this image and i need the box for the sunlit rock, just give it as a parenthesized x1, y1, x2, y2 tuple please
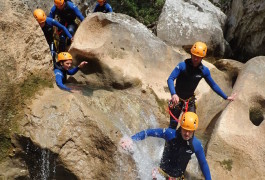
(207, 56, 265, 179)
(70, 12, 187, 100)
(157, 0, 228, 57)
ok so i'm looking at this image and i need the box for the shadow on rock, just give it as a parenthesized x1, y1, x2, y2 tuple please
(13, 134, 78, 180)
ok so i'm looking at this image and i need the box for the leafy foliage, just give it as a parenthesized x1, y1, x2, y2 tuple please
(108, 0, 165, 25)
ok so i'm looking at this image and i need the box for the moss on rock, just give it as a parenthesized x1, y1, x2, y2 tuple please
(0, 74, 53, 161)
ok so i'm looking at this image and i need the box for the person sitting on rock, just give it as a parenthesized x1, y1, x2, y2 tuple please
(167, 41, 236, 129)
(49, 0, 85, 52)
(93, 0, 113, 13)
(33, 9, 73, 67)
(120, 112, 211, 180)
(54, 52, 87, 92)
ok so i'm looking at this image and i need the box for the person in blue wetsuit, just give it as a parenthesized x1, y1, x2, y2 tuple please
(93, 0, 113, 13)
(49, 0, 85, 52)
(33, 9, 73, 67)
(54, 52, 87, 92)
(167, 41, 236, 129)
(120, 112, 211, 180)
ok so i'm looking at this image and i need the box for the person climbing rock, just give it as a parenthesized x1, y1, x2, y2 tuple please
(49, 0, 85, 52)
(120, 112, 211, 180)
(33, 9, 73, 67)
(93, 0, 113, 13)
(54, 52, 87, 92)
(167, 41, 236, 129)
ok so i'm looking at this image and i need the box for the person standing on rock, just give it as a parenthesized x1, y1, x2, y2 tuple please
(93, 0, 113, 13)
(54, 52, 87, 92)
(120, 112, 211, 180)
(49, 0, 85, 52)
(167, 41, 236, 129)
(33, 9, 73, 67)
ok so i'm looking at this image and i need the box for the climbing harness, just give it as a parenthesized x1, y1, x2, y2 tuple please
(167, 97, 191, 123)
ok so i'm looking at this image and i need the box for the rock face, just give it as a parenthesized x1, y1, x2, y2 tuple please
(70, 13, 187, 100)
(10, 12, 234, 179)
(3, 0, 263, 179)
(225, 0, 265, 62)
(0, 0, 51, 141)
(207, 56, 265, 179)
(157, 0, 228, 57)
(195, 60, 233, 131)
(0, 0, 52, 178)
(19, 86, 165, 179)
(0, 0, 51, 82)
(70, 13, 233, 131)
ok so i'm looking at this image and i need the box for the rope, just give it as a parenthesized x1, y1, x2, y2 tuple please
(168, 98, 191, 123)
(168, 107, 180, 123)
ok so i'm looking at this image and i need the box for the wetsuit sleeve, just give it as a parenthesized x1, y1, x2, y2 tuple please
(131, 128, 176, 141)
(193, 138, 211, 180)
(51, 19, 73, 39)
(54, 69, 71, 91)
(203, 67, 228, 99)
(93, 4, 100, 12)
(48, 6, 56, 18)
(106, 4, 113, 12)
(68, 2, 84, 21)
(167, 62, 185, 95)
(67, 67, 79, 75)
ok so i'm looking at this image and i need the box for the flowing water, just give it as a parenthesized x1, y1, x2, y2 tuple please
(21, 86, 203, 179)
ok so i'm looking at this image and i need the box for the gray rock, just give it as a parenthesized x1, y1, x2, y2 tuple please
(157, 0, 228, 57)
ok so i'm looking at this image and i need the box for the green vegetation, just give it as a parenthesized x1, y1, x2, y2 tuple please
(148, 87, 168, 115)
(109, 0, 165, 26)
(0, 135, 12, 161)
(209, 0, 232, 13)
(219, 159, 233, 171)
(0, 74, 53, 161)
(20, 75, 53, 99)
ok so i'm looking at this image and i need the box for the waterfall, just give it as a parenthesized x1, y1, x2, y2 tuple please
(116, 108, 202, 179)
(117, 109, 166, 179)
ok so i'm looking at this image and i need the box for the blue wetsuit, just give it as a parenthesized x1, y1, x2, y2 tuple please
(41, 17, 73, 65)
(49, 1, 84, 51)
(43, 17, 73, 43)
(49, 1, 84, 24)
(93, 3, 113, 13)
(132, 128, 211, 180)
(167, 59, 228, 128)
(54, 66, 79, 91)
(168, 59, 227, 100)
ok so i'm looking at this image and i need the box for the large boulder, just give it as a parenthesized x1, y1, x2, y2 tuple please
(0, 0, 52, 178)
(0, 1, 245, 178)
(195, 60, 234, 131)
(157, 0, 228, 57)
(70, 13, 187, 100)
(206, 56, 265, 179)
(70, 12, 234, 131)
(225, 0, 265, 62)
(18, 86, 166, 179)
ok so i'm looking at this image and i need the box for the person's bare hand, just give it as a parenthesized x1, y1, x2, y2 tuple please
(70, 89, 82, 94)
(119, 137, 134, 153)
(171, 94, 179, 105)
(78, 61, 88, 68)
(227, 92, 237, 101)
